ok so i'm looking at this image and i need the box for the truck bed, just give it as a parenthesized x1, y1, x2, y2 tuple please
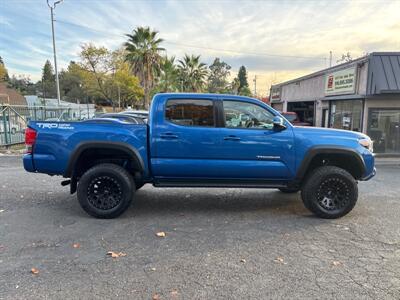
(23, 120, 148, 177)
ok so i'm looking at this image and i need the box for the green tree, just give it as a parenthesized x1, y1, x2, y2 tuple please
(238, 66, 249, 89)
(113, 62, 144, 108)
(78, 44, 144, 108)
(79, 44, 113, 102)
(207, 58, 231, 93)
(153, 56, 179, 93)
(124, 26, 165, 108)
(0, 57, 9, 82)
(231, 66, 251, 96)
(1, 57, 40, 94)
(59, 61, 86, 102)
(8, 75, 36, 95)
(178, 54, 208, 92)
(41, 60, 56, 98)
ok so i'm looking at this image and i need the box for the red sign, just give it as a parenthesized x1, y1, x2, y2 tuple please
(327, 75, 334, 89)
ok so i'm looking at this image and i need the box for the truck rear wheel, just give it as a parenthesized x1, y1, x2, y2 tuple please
(301, 166, 358, 219)
(77, 163, 135, 218)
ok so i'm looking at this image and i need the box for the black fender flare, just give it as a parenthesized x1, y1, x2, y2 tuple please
(296, 146, 366, 180)
(64, 141, 145, 178)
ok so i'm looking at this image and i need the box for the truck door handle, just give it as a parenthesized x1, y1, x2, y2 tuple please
(160, 132, 178, 139)
(224, 135, 241, 141)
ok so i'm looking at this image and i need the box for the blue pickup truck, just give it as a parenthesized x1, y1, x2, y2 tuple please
(23, 93, 375, 219)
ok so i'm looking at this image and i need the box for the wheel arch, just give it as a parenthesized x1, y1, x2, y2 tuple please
(297, 146, 366, 181)
(64, 141, 145, 179)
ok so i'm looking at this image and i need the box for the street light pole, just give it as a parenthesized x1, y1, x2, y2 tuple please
(47, 0, 63, 106)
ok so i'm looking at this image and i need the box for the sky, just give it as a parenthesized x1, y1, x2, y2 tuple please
(1, 0, 400, 96)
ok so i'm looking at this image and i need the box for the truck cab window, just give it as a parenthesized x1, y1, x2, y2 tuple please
(223, 100, 274, 129)
(166, 99, 215, 127)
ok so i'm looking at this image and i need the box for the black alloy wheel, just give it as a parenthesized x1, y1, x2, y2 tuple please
(77, 163, 135, 218)
(301, 166, 358, 219)
(87, 176, 123, 210)
(316, 177, 351, 211)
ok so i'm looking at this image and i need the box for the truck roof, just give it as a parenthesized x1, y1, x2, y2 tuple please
(154, 93, 258, 101)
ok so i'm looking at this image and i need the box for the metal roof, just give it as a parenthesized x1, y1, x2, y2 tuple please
(367, 52, 400, 95)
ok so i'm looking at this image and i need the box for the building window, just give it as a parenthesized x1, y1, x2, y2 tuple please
(165, 99, 215, 127)
(368, 108, 400, 154)
(330, 100, 363, 132)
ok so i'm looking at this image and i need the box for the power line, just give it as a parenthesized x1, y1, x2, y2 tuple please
(57, 19, 126, 38)
(163, 41, 326, 60)
(56, 19, 326, 61)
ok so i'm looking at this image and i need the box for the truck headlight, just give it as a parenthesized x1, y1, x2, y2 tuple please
(359, 137, 373, 153)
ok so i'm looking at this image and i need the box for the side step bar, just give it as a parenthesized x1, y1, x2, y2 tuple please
(153, 179, 288, 189)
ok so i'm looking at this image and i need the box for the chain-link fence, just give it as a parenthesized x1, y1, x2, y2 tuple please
(0, 105, 94, 146)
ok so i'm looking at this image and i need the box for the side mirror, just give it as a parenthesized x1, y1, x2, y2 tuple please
(272, 116, 286, 130)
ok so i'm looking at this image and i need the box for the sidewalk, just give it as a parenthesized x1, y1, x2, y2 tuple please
(375, 156, 400, 166)
(0, 146, 25, 156)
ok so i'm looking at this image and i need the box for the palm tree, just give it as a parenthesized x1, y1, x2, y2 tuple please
(178, 54, 208, 92)
(156, 56, 179, 92)
(124, 26, 164, 108)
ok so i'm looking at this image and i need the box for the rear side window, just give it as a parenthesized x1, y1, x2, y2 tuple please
(165, 99, 215, 127)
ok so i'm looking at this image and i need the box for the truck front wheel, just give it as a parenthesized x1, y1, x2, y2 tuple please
(301, 166, 358, 219)
(77, 163, 135, 218)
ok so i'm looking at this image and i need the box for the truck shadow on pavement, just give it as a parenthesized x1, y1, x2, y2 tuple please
(120, 186, 309, 218)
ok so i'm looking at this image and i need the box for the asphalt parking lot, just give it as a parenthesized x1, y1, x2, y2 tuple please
(0, 156, 399, 299)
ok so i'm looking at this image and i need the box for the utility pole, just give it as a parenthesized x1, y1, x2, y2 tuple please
(253, 75, 257, 96)
(47, 0, 63, 106)
(329, 51, 333, 67)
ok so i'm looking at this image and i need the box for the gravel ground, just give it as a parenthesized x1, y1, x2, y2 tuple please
(0, 156, 399, 299)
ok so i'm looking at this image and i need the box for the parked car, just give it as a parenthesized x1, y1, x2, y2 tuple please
(281, 111, 311, 126)
(23, 93, 375, 219)
(96, 113, 145, 124)
(119, 109, 148, 118)
(119, 110, 148, 122)
(0, 116, 21, 134)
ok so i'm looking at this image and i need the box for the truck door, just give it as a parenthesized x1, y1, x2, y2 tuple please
(151, 97, 223, 179)
(215, 99, 295, 179)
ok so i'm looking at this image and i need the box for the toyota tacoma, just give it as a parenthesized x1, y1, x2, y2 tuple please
(23, 93, 376, 219)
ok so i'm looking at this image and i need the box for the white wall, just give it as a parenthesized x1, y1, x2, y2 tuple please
(281, 75, 325, 102)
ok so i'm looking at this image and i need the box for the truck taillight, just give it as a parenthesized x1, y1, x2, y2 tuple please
(25, 127, 37, 153)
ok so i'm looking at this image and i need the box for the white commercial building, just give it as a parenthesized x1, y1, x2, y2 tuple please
(270, 52, 400, 155)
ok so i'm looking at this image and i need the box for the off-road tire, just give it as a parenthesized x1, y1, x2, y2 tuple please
(278, 187, 300, 193)
(77, 163, 135, 218)
(301, 166, 358, 219)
